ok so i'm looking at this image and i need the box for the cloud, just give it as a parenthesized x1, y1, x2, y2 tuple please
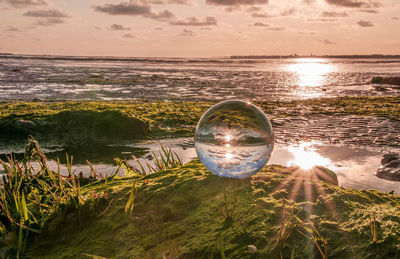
(179, 29, 195, 36)
(321, 11, 348, 17)
(149, 9, 175, 21)
(252, 22, 269, 27)
(170, 16, 217, 26)
(93, 2, 176, 22)
(251, 12, 272, 18)
(168, 0, 191, 4)
(93, 2, 152, 16)
(280, 8, 296, 16)
(93, 1, 216, 28)
(307, 18, 336, 22)
(318, 39, 336, 44)
(205, 0, 268, 6)
(325, 0, 380, 8)
(245, 6, 261, 12)
(2, 0, 47, 8)
(357, 19, 374, 27)
(358, 9, 378, 13)
(23, 7, 69, 26)
(225, 6, 241, 12)
(23, 8, 69, 18)
(110, 24, 131, 31)
(123, 33, 135, 38)
(298, 30, 317, 35)
(6, 26, 23, 32)
(140, 0, 191, 4)
(268, 25, 285, 31)
(251, 22, 285, 30)
(250, 8, 294, 18)
(35, 18, 65, 26)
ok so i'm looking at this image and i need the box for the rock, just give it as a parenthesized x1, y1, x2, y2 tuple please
(376, 153, 400, 181)
(0, 110, 150, 149)
(381, 153, 400, 165)
(371, 77, 400, 86)
(0, 119, 38, 142)
(247, 245, 257, 254)
(14, 119, 37, 130)
(46, 110, 150, 147)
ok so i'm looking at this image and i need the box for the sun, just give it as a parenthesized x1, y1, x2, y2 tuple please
(287, 142, 331, 170)
(225, 134, 232, 142)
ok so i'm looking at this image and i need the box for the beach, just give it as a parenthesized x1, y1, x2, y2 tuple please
(1, 55, 400, 258)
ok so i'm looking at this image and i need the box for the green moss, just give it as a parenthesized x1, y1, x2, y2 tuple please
(25, 160, 400, 258)
(0, 97, 399, 147)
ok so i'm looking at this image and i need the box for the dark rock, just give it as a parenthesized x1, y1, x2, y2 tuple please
(373, 85, 387, 92)
(0, 110, 150, 149)
(376, 153, 400, 181)
(45, 110, 150, 147)
(381, 153, 400, 165)
(14, 119, 37, 130)
(371, 77, 400, 86)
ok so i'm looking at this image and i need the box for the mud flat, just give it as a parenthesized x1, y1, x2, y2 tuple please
(1, 97, 400, 258)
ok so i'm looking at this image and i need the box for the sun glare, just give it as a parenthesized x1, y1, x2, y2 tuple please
(285, 58, 336, 87)
(287, 142, 331, 170)
(225, 134, 232, 142)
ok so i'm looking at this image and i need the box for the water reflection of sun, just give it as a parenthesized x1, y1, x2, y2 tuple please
(287, 142, 332, 170)
(225, 134, 232, 142)
(285, 58, 337, 98)
(274, 141, 337, 215)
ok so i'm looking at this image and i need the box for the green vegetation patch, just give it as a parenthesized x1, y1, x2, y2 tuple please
(22, 160, 400, 258)
(1, 138, 399, 258)
(0, 97, 399, 146)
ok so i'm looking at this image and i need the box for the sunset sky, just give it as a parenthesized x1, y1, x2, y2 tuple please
(1, 0, 399, 57)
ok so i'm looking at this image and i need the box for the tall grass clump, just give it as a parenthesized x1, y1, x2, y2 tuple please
(0, 138, 88, 258)
(116, 143, 183, 176)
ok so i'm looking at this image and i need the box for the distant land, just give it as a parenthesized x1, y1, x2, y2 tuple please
(1, 53, 400, 60)
(230, 54, 400, 59)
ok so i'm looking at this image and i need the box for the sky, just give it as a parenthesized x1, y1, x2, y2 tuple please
(1, 0, 400, 57)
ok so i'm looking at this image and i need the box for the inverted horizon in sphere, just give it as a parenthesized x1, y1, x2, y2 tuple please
(195, 100, 274, 179)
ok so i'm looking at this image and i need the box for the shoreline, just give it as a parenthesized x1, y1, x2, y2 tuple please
(1, 97, 400, 258)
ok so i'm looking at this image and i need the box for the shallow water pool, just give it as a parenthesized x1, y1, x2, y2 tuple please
(2, 138, 398, 194)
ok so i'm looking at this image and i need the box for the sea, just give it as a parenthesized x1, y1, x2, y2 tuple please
(1, 54, 400, 101)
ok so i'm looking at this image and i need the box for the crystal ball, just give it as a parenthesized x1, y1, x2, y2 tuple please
(195, 100, 274, 179)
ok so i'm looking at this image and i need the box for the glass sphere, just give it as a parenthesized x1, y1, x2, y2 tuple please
(195, 100, 274, 179)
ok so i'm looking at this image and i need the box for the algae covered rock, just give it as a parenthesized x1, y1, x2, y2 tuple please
(371, 77, 400, 86)
(26, 160, 400, 259)
(377, 153, 400, 181)
(0, 110, 149, 148)
(46, 110, 149, 146)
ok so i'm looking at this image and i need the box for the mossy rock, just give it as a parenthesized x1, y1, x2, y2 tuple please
(46, 110, 149, 146)
(0, 110, 149, 148)
(371, 77, 400, 86)
(26, 161, 400, 258)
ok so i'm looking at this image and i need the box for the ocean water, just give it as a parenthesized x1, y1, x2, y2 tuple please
(1, 54, 400, 101)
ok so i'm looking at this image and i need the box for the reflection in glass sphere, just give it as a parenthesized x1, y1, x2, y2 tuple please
(195, 100, 274, 179)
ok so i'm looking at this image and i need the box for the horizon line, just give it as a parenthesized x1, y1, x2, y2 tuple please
(1, 52, 400, 60)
